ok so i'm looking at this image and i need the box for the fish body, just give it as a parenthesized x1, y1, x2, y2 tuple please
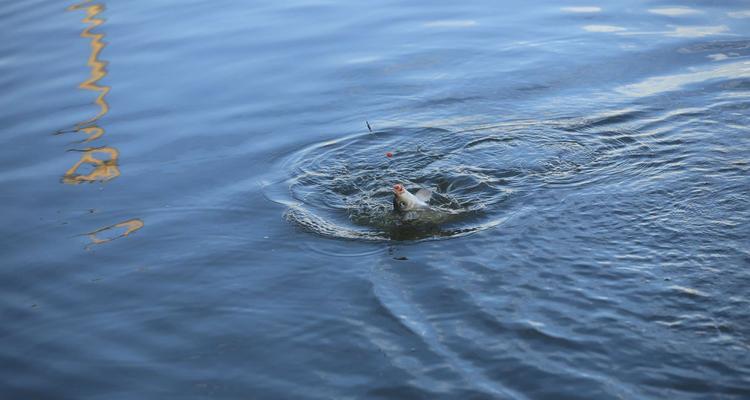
(393, 184, 432, 212)
(392, 184, 461, 228)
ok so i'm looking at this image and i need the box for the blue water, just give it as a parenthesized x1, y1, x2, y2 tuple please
(2, 0, 749, 398)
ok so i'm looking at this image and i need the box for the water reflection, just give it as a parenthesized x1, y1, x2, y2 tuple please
(423, 20, 478, 28)
(586, 24, 730, 38)
(708, 53, 730, 61)
(63, 0, 119, 183)
(84, 219, 144, 249)
(727, 10, 750, 19)
(583, 25, 626, 33)
(648, 7, 701, 17)
(667, 25, 729, 38)
(561, 6, 601, 13)
(617, 60, 750, 97)
(62, 147, 120, 184)
(70, 1, 109, 130)
(63, 1, 143, 246)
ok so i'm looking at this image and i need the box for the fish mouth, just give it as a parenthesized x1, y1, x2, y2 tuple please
(393, 184, 405, 195)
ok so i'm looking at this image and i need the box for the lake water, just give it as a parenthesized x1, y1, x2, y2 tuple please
(2, 0, 749, 398)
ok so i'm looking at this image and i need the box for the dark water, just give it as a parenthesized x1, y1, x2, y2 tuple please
(2, 0, 750, 398)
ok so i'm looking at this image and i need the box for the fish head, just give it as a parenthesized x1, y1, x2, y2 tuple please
(393, 184, 424, 212)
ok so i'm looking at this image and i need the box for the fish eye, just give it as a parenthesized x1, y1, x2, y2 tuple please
(400, 202, 406, 207)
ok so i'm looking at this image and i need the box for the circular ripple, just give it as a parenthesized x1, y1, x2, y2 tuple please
(265, 121, 647, 241)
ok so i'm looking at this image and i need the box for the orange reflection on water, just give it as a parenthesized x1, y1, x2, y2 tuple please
(69, 0, 110, 133)
(63, 147, 120, 184)
(79, 126, 105, 142)
(66, 2, 144, 245)
(85, 218, 144, 249)
(64, 0, 118, 184)
(64, 1, 119, 182)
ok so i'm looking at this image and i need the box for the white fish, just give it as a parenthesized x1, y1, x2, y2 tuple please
(393, 184, 432, 212)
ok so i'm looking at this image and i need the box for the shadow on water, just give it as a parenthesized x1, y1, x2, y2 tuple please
(59, 0, 142, 247)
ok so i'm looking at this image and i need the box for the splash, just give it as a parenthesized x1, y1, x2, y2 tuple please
(266, 120, 649, 241)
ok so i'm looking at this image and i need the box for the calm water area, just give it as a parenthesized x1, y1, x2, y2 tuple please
(1, 0, 749, 398)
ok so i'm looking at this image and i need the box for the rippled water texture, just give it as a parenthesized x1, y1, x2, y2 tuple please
(2, 0, 749, 398)
(270, 120, 656, 241)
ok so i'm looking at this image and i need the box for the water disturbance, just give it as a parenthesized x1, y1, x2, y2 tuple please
(269, 119, 655, 241)
(2, 1, 749, 398)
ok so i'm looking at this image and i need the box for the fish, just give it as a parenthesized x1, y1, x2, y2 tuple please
(393, 184, 432, 212)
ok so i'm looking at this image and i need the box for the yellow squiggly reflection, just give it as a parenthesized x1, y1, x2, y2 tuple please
(85, 218, 144, 249)
(62, 147, 120, 184)
(69, 0, 109, 130)
(63, 0, 119, 183)
(64, 1, 144, 247)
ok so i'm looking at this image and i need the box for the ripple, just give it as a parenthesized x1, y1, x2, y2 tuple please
(266, 120, 653, 241)
(616, 60, 750, 98)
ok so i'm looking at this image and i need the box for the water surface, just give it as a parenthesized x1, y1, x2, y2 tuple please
(2, 0, 749, 398)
